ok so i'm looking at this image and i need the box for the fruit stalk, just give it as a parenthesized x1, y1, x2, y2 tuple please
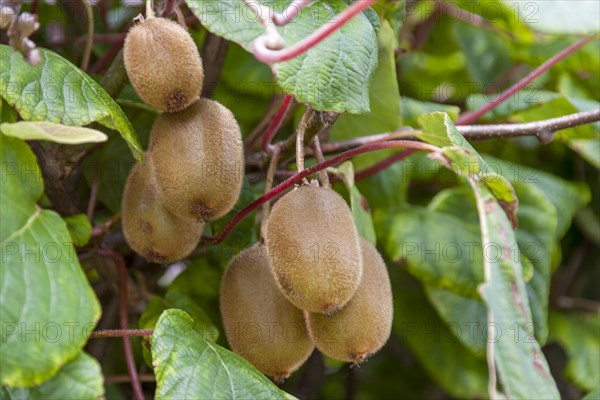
(310, 135, 330, 188)
(260, 144, 282, 239)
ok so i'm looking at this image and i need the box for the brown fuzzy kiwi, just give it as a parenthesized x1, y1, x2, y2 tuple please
(123, 17, 203, 112)
(149, 98, 244, 222)
(305, 239, 393, 364)
(265, 184, 363, 314)
(220, 244, 314, 381)
(121, 154, 203, 264)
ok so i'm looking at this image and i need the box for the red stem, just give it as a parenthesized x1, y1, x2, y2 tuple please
(253, 0, 377, 63)
(203, 139, 439, 244)
(97, 249, 145, 400)
(355, 149, 417, 181)
(457, 34, 599, 125)
(262, 94, 295, 152)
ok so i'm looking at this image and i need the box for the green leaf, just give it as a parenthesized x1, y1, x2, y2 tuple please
(0, 122, 107, 144)
(0, 45, 142, 160)
(337, 162, 376, 245)
(471, 179, 559, 399)
(452, 22, 511, 86)
(151, 309, 296, 400)
(393, 270, 488, 399)
(549, 311, 600, 391)
(424, 286, 487, 357)
(483, 155, 590, 239)
(504, 0, 600, 34)
(0, 352, 104, 400)
(331, 20, 403, 137)
(426, 183, 557, 345)
(419, 114, 559, 398)
(187, 0, 378, 113)
(0, 135, 101, 386)
(511, 182, 557, 343)
(63, 214, 92, 247)
(374, 206, 484, 297)
(417, 112, 474, 148)
(139, 291, 219, 368)
(139, 291, 218, 342)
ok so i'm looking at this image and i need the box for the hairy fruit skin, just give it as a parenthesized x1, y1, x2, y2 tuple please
(149, 98, 244, 222)
(220, 244, 314, 381)
(265, 185, 363, 314)
(121, 155, 203, 264)
(123, 17, 203, 112)
(305, 239, 393, 364)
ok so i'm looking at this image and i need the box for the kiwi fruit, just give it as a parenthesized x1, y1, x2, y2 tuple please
(305, 238, 393, 364)
(265, 184, 363, 314)
(123, 17, 203, 112)
(220, 244, 314, 381)
(121, 154, 203, 264)
(149, 98, 244, 222)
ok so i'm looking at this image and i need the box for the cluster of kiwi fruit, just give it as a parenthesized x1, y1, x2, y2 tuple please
(221, 183, 394, 381)
(118, 4, 392, 383)
(121, 12, 243, 264)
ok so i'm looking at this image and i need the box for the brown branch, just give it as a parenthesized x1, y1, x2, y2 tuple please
(105, 374, 156, 384)
(89, 329, 153, 339)
(457, 109, 600, 142)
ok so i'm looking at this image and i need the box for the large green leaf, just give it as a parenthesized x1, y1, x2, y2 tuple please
(418, 113, 559, 398)
(0, 45, 142, 160)
(187, 0, 378, 113)
(425, 182, 558, 346)
(151, 309, 296, 400)
(0, 135, 101, 386)
(0, 352, 104, 399)
(471, 180, 558, 398)
(331, 20, 402, 137)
